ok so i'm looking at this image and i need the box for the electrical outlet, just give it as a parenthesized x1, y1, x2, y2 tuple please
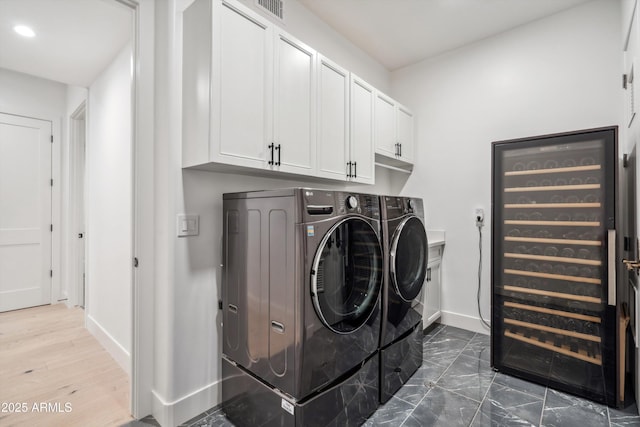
(475, 208, 484, 226)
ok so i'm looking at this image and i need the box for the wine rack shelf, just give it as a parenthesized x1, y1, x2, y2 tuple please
(504, 164, 601, 177)
(505, 329, 602, 365)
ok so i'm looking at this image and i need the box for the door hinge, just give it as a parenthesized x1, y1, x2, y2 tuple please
(50, 224, 53, 232)
(133, 257, 139, 268)
(624, 74, 628, 90)
(50, 178, 53, 186)
(50, 270, 53, 277)
(50, 135, 53, 143)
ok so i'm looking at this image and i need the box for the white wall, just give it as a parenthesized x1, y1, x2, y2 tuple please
(150, 1, 394, 425)
(0, 68, 66, 305)
(86, 43, 133, 373)
(391, 0, 623, 333)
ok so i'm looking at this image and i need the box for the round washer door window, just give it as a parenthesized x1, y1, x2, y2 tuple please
(311, 218, 383, 334)
(391, 216, 428, 301)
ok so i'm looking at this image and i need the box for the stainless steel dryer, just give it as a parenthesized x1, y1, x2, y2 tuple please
(379, 196, 429, 403)
(221, 188, 383, 426)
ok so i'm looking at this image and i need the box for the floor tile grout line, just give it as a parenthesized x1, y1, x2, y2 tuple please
(539, 386, 548, 427)
(468, 366, 497, 426)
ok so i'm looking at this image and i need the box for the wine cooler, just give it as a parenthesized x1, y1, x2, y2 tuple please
(491, 126, 624, 407)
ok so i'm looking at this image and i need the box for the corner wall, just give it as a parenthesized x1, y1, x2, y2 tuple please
(86, 43, 133, 373)
(390, 0, 623, 333)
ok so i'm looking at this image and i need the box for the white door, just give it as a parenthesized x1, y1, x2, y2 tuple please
(374, 92, 397, 158)
(273, 29, 316, 176)
(213, 0, 272, 169)
(397, 105, 414, 163)
(350, 76, 375, 185)
(0, 113, 52, 312)
(316, 55, 349, 181)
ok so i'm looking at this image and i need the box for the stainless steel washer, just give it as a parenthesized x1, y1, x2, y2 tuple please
(221, 188, 383, 426)
(379, 195, 429, 403)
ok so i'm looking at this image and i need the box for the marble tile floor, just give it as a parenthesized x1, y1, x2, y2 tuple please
(152, 324, 640, 427)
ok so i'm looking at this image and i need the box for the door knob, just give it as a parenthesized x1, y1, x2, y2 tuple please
(622, 259, 640, 271)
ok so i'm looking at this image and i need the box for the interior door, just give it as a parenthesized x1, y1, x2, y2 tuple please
(0, 113, 52, 312)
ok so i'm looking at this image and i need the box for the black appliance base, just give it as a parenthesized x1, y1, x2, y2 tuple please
(379, 321, 423, 403)
(222, 354, 379, 427)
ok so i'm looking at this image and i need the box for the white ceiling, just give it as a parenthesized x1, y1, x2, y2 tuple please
(0, 0, 596, 87)
(297, 0, 595, 70)
(0, 0, 131, 87)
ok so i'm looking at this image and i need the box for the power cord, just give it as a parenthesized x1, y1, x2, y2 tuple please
(477, 221, 491, 328)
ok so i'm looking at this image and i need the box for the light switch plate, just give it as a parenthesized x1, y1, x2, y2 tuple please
(177, 214, 199, 237)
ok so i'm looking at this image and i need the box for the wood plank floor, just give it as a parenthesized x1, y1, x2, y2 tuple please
(0, 304, 133, 426)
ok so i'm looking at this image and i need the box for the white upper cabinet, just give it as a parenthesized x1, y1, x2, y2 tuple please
(183, 0, 317, 177)
(374, 92, 397, 158)
(211, 0, 273, 170)
(316, 55, 349, 181)
(182, 0, 410, 182)
(349, 75, 375, 184)
(316, 57, 375, 184)
(374, 91, 415, 168)
(396, 104, 414, 163)
(272, 30, 316, 175)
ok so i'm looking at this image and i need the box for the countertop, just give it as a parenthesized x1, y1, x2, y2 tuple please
(427, 229, 445, 247)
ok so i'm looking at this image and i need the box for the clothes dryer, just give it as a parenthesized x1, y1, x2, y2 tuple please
(379, 196, 429, 403)
(221, 188, 383, 426)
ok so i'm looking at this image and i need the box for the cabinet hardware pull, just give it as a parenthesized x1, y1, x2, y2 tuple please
(608, 229, 616, 306)
(346, 161, 352, 178)
(228, 304, 238, 313)
(275, 144, 281, 166)
(268, 143, 274, 165)
(353, 161, 357, 178)
(271, 321, 285, 333)
(399, 143, 402, 157)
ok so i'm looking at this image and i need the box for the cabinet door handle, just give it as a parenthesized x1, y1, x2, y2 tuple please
(427, 267, 432, 282)
(608, 229, 616, 306)
(268, 143, 274, 165)
(399, 143, 402, 157)
(353, 161, 357, 178)
(346, 161, 352, 178)
(275, 144, 281, 166)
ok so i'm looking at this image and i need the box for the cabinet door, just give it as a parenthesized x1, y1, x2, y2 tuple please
(350, 75, 375, 185)
(212, 0, 272, 169)
(374, 92, 397, 158)
(423, 261, 441, 328)
(316, 55, 349, 181)
(397, 104, 414, 163)
(273, 30, 316, 176)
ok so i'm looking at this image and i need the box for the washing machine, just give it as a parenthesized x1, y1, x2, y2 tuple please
(221, 188, 383, 426)
(379, 195, 429, 403)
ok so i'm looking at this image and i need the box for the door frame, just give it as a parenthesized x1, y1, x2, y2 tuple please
(68, 102, 86, 308)
(122, 0, 155, 418)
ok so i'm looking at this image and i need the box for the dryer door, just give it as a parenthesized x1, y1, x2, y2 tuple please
(390, 216, 428, 301)
(311, 217, 383, 334)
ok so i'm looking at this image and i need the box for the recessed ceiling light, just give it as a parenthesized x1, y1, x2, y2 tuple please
(14, 25, 35, 38)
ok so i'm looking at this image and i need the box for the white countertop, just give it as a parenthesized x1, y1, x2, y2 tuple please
(427, 229, 445, 247)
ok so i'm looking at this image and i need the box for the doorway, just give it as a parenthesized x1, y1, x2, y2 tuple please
(0, 0, 139, 421)
(70, 103, 86, 308)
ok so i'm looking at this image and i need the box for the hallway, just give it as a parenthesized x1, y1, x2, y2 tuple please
(0, 304, 131, 426)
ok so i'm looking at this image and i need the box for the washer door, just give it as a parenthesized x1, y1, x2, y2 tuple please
(311, 217, 383, 334)
(390, 216, 428, 302)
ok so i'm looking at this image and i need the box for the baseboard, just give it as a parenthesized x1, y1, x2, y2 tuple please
(440, 310, 491, 335)
(152, 380, 221, 427)
(86, 314, 131, 376)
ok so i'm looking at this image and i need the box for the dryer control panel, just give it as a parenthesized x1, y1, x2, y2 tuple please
(336, 192, 380, 219)
(383, 196, 424, 219)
